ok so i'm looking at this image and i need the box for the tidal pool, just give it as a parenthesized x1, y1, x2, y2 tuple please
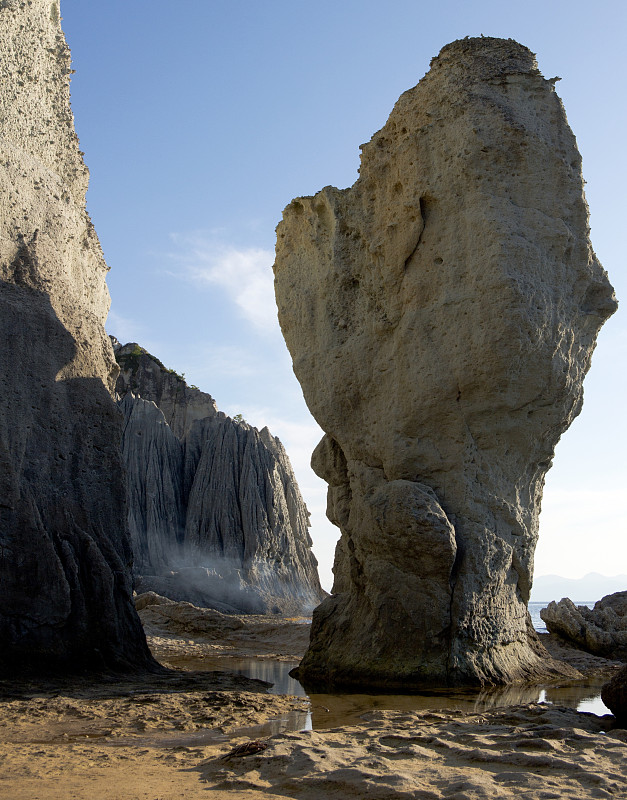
(163, 652, 611, 733)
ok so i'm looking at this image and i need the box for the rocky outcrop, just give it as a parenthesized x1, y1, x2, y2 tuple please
(602, 664, 627, 723)
(274, 37, 616, 688)
(113, 341, 325, 615)
(0, 2, 154, 672)
(114, 339, 218, 439)
(541, 592, 627, 659)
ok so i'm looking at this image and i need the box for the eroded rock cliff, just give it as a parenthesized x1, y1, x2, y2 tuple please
(0, 1, 154, 672)
(113, 341, 325, 615)
(274, 37, 616, 688)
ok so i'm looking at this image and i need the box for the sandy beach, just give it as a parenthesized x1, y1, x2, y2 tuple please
(0, 596, 624, 800)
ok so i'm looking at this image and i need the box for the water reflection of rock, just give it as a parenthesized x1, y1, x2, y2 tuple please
(244, 709, 312, 737)
(222, 658, 306, 697)
(474, 685, 542, 710)
(307, 686, 538, 729)
(544, 680, 610, 708)
(164, 655, 307, 698)
(307, 681, 611, 729)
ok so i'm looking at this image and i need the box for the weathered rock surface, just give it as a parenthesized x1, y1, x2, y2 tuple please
(118, 392, 185, 575)
(602, 663, 627, 723)
(135, 591, 312, 663)
(113, 341, 325, 615)
(0, 1, 154, 672)
(114, 339, 218, 439)
(541, 592, 627, 659)
(274, 37, 616, 688)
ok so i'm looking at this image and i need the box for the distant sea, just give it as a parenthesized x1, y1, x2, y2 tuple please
(528, 600, 594, 633)
(529, 573, 626, 605)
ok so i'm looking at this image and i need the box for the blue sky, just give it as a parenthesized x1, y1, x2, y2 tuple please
(60, 0, 626, 590)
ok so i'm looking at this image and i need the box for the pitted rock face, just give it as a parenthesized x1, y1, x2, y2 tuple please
(274, 37, 616, 689)
(0, 1, 154, 673)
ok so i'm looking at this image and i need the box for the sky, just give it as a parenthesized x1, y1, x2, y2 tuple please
(60, 0, 626, 592)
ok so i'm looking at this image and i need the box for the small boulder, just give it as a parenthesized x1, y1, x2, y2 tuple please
(602, 664, 627, 723)
(134, 592, 176, 611)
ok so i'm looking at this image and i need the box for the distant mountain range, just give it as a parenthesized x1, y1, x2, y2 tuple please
(530, 572, 627, 603)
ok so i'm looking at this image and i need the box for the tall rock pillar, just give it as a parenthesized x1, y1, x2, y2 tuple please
(0, 1, 154, 672)
(274, 38, 616, 688)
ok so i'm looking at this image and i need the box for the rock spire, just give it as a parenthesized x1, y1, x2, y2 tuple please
(274, 37, 616, 688)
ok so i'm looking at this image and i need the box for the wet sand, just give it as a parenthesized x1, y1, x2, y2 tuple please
(0, 594, 624, 799)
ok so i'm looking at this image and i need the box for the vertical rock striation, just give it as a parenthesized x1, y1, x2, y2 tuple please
(118, 392, 186, 576)
(274, 38, 616, 688)
(114, 342, 325, 615)
(0, 1, 154, 672)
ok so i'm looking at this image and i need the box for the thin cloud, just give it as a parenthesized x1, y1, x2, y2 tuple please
(168, 234, 279, 333)
(178, 344, 267, 381)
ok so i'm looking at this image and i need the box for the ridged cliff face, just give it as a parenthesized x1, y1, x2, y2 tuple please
(0, 1, 154, 672)
(113, 341, 325, 615)
(274, 38, 616, 688)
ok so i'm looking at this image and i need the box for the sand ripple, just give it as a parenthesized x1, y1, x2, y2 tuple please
(200, 704, 627, 799)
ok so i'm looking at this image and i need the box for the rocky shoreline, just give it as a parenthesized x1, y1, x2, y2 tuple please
(0, 598, 624, 799)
